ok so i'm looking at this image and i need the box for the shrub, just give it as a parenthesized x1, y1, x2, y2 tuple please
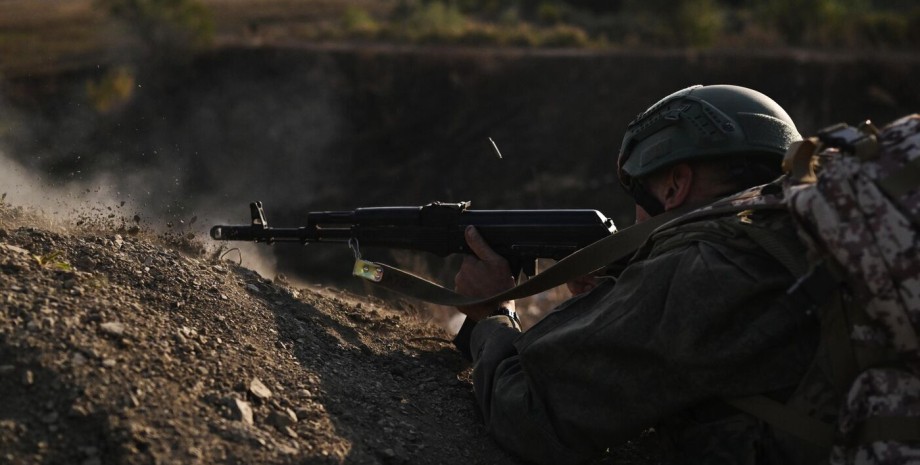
(673, 0, 723, 47)
(753, 0, 869, 45)
(403, 1, 469, 42)
(86, 66, 136, 113)
(620, 0, 724, 47)
(97, 0, 214, 51)
(537, 2, 564, 24)
(539, 24, 590, 47)
(342, 7, 380, 38)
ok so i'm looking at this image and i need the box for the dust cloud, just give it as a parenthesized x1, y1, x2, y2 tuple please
(0, 71, 339, 282)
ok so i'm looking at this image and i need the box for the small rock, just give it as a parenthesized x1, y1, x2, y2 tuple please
(69, 404, 89, 417)
(72, 353, 87, 366)
(246, 284, 260, 293)
(248, 377, 272, 400)
(22, 370, 33, 386)
(100, 322, 125, 337)
(102, 359, 117, 368)
(74, 256, 95, 271)
(227, 398, 253, 425)
(112, 235, 124, 249)
(268, 408, 297, 429)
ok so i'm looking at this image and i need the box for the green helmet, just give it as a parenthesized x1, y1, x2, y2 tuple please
(617, 84, 801, 189)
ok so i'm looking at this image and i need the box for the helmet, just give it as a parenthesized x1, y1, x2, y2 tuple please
(617, 84, 801, 189)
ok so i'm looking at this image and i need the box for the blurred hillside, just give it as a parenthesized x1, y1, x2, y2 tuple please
(2, 0, 920, 77)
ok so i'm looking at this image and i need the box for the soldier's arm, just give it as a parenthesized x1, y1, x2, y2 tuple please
(466, 240, 817, 464)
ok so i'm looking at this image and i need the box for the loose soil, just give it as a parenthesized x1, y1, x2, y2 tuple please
(0, 201, 522, 465)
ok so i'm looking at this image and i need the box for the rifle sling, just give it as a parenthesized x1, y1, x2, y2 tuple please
(352, 203, 763, 307)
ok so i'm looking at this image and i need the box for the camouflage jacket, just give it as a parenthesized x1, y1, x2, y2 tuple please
(468, 207, 837, 465)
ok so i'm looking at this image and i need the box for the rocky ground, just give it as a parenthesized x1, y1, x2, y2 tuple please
(0, 201, 523, 465)
(0, 199, 663, 465)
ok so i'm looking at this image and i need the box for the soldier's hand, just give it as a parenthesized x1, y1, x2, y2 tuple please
(566, 274, 599, 296)
(454, 226, 516, 321)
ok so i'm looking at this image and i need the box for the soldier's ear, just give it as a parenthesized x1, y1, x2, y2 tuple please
(662, 163, 694, 210)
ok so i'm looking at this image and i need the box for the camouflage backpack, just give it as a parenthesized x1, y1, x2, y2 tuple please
(779, 114, 920, 463)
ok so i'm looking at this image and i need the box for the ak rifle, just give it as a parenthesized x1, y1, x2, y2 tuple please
(210, 201, 617, 277)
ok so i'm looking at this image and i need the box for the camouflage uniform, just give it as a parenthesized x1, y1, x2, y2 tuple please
(467, 205, 837, 465)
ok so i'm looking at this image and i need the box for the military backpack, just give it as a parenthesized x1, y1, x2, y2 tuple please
(712, 115, 920, 463)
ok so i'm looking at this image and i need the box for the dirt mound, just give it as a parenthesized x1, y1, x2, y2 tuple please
(0, 201, 520, 465)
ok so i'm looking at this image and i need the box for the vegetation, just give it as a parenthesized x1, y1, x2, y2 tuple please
(86, 66, 136, 113)
(1, 0, 917, 79)
(314, 0, 920, 50)
(97, 0, 214, 54)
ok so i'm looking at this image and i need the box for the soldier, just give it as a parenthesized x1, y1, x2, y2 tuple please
(452, 85, 836, 464)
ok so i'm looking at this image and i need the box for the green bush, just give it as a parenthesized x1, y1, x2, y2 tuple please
(537, 2, 564, 24)
(342, 7, 380, 38)
(98, 0, 214, 51)
(539, 24, 590, 47)
(619, 0, 724, 47)
(86, 66, 136, 113)
(673, 0, 723, 47)
(753, 0, 869, 45)
(455, 23, 503, 45)
(404, 1, 468, 42)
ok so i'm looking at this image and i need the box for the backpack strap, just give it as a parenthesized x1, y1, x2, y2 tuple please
(739, 222, 808, 277)
(725, 396, 835, 447)
(724, 230, 841, 448)
(855, 415, 920, 444)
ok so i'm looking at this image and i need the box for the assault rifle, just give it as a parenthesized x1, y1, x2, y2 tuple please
(210, 201, 617, 277)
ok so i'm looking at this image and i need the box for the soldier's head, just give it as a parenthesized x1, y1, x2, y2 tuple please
(617, 84, 800, 222)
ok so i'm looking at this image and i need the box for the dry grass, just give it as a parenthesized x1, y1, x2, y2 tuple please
(0, 0, 395, 76)
(0, 0, 113, 76)
(204, 0, 394, 41)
